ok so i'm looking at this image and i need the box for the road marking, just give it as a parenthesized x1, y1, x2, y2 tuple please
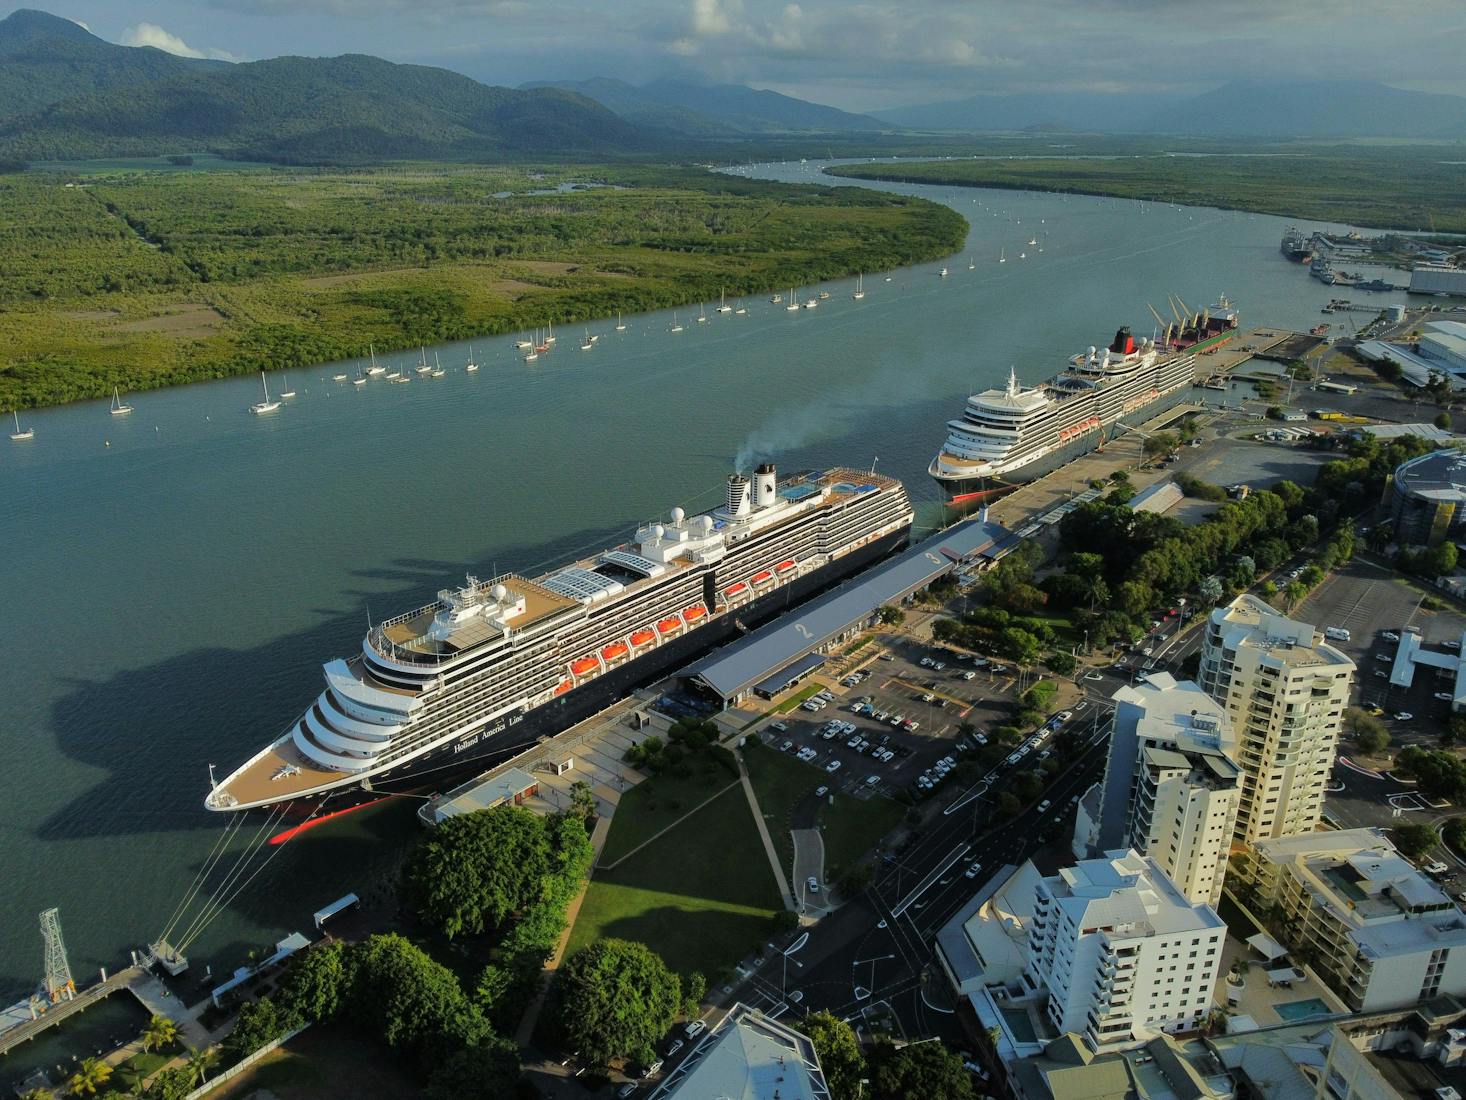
(892, 842, 970, 916)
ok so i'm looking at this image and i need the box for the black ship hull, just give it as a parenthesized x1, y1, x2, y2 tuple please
(312, 525, 912, 808)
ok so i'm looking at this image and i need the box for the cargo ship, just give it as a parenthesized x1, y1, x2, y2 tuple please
(1281, 226, 1313, 263)
(207, 466, 912, 811)
(929, 300, 1239, 505)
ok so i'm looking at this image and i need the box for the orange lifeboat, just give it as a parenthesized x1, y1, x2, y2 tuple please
(775, 559, 796, 573)
(656, 616, 683, 634)
(751, 570, 774, 585)
(723, 581, 748, 598)
(570, 656, 600, 676)
(602, 641, 629, 662)
(630, 628, 656, 647)
(682, 605, 707, 623)
(554, 679, 573, 696)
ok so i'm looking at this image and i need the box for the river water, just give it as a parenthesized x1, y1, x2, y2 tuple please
(0, 159, 1389, 1005)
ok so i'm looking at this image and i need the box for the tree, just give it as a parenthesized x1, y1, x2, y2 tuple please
(567, 780, 598, 824)
(1391, 822, 1439, 862)
(1436, 411, 1452, 430)
(1142, 431, 1178, 460)
(1198, 575, 1224, 605)
(65, 1058, 113, 1097)
(402, 804, 555, 938)
(140, 1066, 196, 1100)
(1020, 680, 1057, 711)
(1044, 651, 1076, 675)
(140, 1014, 179, 1053)
(1345, 708, 1390, 755)
(278, 941, 347, 1024)
(344, 933, 491, 1069)
(1000, 627, 1042, 666)
(223, 997, 287, 1062)
(425, 1037, 521, 1100)
(871, 1041, 974, 1100)
(182, 1047, 220, 1089)
(683, 971, 707, 1018)
(1397, 746, 1466, 801)
(876, 605, 905, 626)
(554, 939, 681, 1066)
(803, 1011, 866, 1099)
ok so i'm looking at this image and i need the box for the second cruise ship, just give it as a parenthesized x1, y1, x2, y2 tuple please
(929, 301, 1239, 504)
(207, 465, 912, 812)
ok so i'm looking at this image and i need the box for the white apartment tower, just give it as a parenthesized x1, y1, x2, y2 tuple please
(1081, 674, 1242, 908)
(1197, 595, 1354, 845)
(1023, 850, 1227, 1050)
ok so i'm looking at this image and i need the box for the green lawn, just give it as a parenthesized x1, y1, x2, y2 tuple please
(744, 741, 829, 873)
(597, 755, 739, 866)
(819, 793, 906, 883)
(567, 786, 783, 979)
(206, 1024, 423, 1100)
(109, 1050, 171, 1093)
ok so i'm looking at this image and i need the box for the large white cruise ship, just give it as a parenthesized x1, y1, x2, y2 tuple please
(207, 465, 912, 812)
(929, 303, 1238, 503)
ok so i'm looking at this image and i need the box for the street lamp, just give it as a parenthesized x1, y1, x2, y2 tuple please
(854, 953, 895, 997)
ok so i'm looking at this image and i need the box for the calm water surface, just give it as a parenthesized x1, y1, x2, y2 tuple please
(0, 159, 1400, 1002)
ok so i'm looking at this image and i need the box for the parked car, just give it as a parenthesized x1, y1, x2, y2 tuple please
(617, 1083, 638, 1099)
(666, 1039, 684, 1057)
(781, 740, 794, 752)
(963, 670, 977, 680)
(685, 1020, 707, 1039)
(769, 720, 789, 732)
(814, 785, 829, 797)
(825, 760, 842, 774)
(1084, 671, 1103, 681)
(1055, 711, 1073, 723)
(806, 876, 821, 893)
(1381, 631, 1400, 642)
(1436, 692, 1455, 702)
(1394, 712, 1414, 721)
(1037, 799, 1051, 813)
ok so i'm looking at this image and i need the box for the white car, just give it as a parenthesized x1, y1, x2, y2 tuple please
(865, 774, 880, 787)
(1056, 711, 1073, 723)
(963, 671, 977, 680)
(1083, 672, 1103, 681)
(825, 760, 842, 773)
(1436, 692, 1455, 702)
(1394, 712, 1414, 721)
(806, 876, 821, 893)
(963, 860, 984, 879)
(814, 785, 829, 797)
(1382, 631, 1400, 642)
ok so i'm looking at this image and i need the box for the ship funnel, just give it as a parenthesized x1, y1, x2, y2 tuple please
(726, 473, 752, 518)
(1110, 326, 1135, 355)
(754, 463, 777, 509)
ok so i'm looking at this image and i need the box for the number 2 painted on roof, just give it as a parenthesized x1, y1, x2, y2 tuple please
(794, 623, 812, 640)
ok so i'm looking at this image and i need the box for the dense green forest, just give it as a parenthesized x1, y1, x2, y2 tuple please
(827, 145, 1466, 232)
(0, 164, 966, 409)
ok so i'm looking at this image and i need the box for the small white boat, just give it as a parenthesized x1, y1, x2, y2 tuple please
(580, 327, 593, 351)
(465, 344, 479, 372)
(716, 289, 733, 314)
(250, 372, 281, 415)
(545, 321, 556, 345)
(1019, 251, 1027, 260)
(431, 353, 445, 378)
(697, 304, 707, 324)
(884, 275, 893, 281)
(353, 369, 367, 387)
(671, 312, 684, 333)
(1028, 237, 1037, 246)
(615, 312, 627, 332)
(852, 274, 865, 301)
(939, 268, 949, 278)
(391, 373, 412, 383)
(734, 300, 747, 315)
(516, 335, 533, 349)
(386, 369, 402, 380)
(803, 298, 817, 309)
(110, 386, 134, 416)
(967, 257, 975, 270)
(818, 290, 830, 300)
(998, 247, 1006, 264)
(10, 409, 34, 441)
(770, 293, 783, 304)
(366, 344, 386, 374)
(785, 287, 799, 312)
(524, 346, 539, 362)
(332, 372, 348, 382)
(278, 374, 297, 398)
(414, 347, 432, 376)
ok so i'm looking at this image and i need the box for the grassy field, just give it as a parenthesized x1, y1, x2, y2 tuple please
(206, 1025, 423, 1100)
(744, 740, 827, 872)
(0, 163, 966, 410)
(818, 793, 904, 883)
(827, 146, 1466, 233)
(597, 754, 739, 866)
(566, 785, 782, 978)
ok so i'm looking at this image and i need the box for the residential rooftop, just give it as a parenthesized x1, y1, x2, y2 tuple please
(1047, 850, 1225, 939)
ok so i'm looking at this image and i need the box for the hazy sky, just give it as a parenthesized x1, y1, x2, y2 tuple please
(47, 0, 1466, 110)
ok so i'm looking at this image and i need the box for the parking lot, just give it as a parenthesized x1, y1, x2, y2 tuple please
(1296, 559, 1466, 744)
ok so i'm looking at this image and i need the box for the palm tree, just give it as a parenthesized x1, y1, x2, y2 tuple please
(65, 1057, 112, 1097)
(140, 1014, 179, 1054)
(183, 1046, 220, 1088)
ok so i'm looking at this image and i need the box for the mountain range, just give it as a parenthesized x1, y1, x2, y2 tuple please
(521, 77, 886, 136)
(874, 80, 1466, 139)
(0, 8, 643, 162)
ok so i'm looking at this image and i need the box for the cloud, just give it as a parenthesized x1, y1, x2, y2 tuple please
(120, 22, 237, 60)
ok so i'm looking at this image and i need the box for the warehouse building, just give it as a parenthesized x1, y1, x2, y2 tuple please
(683, 518, 1010, 706)
(1387, 447, 1466, 546)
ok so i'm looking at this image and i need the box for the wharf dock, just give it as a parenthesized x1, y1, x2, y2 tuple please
(0, 967, 141, 1056)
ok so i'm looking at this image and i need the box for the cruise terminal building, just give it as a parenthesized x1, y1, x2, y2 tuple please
(683, 517, 1014, 707)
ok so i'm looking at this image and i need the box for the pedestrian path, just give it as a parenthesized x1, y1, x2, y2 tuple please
(737, 753, 797, 912)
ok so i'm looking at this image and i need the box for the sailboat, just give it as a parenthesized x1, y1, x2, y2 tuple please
(967, 256, 975, 270)
(415, 347, 432, 375)
(516, 334, 533, 349)
(353, 366, 368, 386)
(250, 372, 281, 414)
(999, 247, 1006, 264)
(734, 300, 747, 315)
(852, 274, 865, 301)
(465, 345, 479, 372)
(615, 312, 627, 332)
(697, 303, 708, 324)
(10, 409, 34, 441)
(366, 345, 386, 374)
(545, 321, 556, 345)
(431, 353, 445, 378)
(716, 288, 733, 314)
(110, 387, 134, 416)
(1028, 237, 1037, 246)
(332, 372, 348, 382)
(939, 267, 949, 278)
(785, 288, 799, 312)
(670, 312, 684, 333)
(580, 327, 594, 351)
(524, 338, 539, 362)
(278, 375, 297, 398)
(1019, 251, 1027, 260)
